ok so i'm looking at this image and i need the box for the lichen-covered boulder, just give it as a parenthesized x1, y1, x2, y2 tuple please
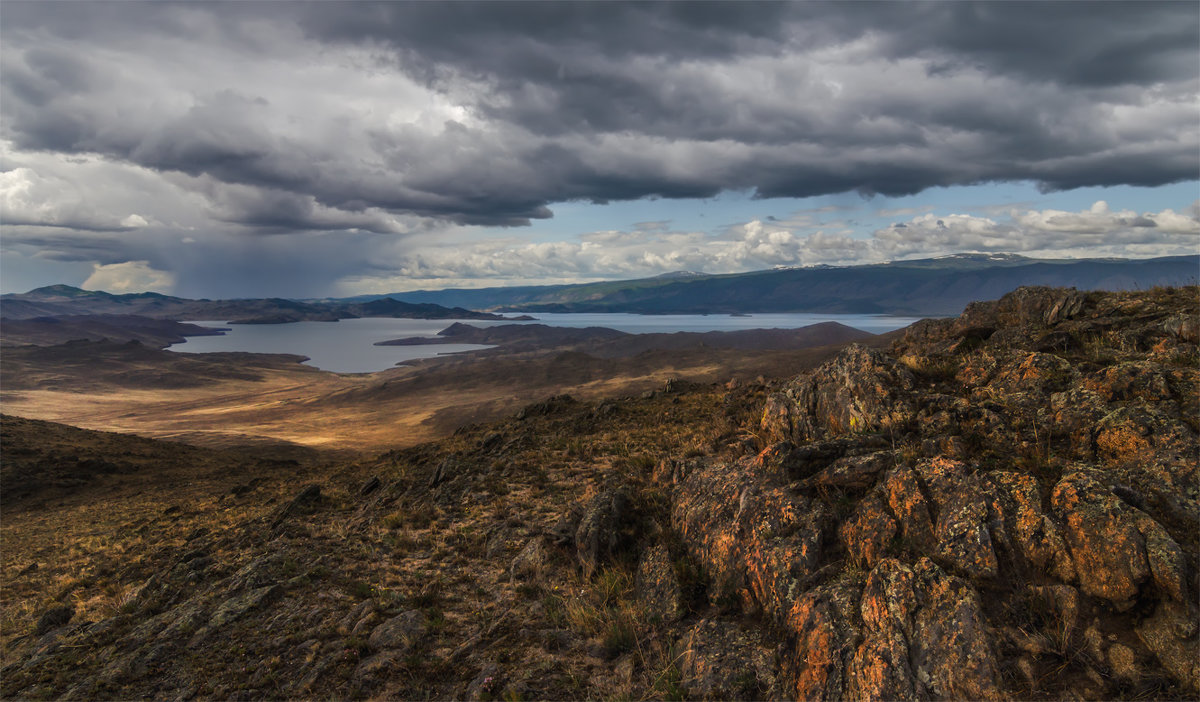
(839, 491, 898, 569)
(763, 344, 915, 443)
(1083, 361, 1172, 402)
(634, 543, 682, 623)
(1136, 600, 1199, 693)
(988, 472, 1075, 582)
(848, 558, 1005, 700)
(781, 580, 861, 701)
(883, 466, 936, 553)
(1051, 472, 1187, 608)
(987, 352, 1075, 397)
(955, 286, 1084, 335)
(800, 450, 893, 492)
(678, 619, 776, 700)
(671, 458, 753, 603)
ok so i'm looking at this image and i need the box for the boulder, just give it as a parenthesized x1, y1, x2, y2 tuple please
(913, 458, 999, 580)
(763, 344, 914, 443)
(955, 286, 1084, 334)
(781, 580, 860, 700)
(987, 352, 1075, 397)
(1161, 312, 1200, 343)
(987, 472, 1075, 582)
(672, 458, 754, 603)
(742, 491, 828, 626)
(270, 484, 321, 529)
(1051, 472, 1187, 608)
(34, 604, 73, 636)
(839, 491, 897, 569)
(509, 536, 550, 580)
(1083, 361, 1171, 402)
(1049, 386, 1107, 458)
(678, 619, 775, 700)
(634, 543, 682, 623)
(800, 450, 893, 492)
(574, 485, 632, 578)
(367, 610, 427, 652)
(849, 558, 1003, 701)
(882, 466, 936, 553)
(1136, 600, 1199, 692)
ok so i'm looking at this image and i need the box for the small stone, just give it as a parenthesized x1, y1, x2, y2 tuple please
(207, 584, 280, 630)
(430, 458, 455, 487)
(367, 610, 426, 652)
(574, 486, 631, 578)
(352, 650, 404, 684)
(509, 537, 548, 580)
(1106, 643, 1139, 682)
(466, 662, 500, 701)
(1016, 657, 1037, 684)
(359, 476, 381, 496)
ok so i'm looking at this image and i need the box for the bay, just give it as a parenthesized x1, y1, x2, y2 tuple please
(169, 312, 923, 374)
(171, 317, 497, 374)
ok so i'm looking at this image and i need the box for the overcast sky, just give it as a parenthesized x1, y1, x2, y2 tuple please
(1, 1, 1197, 298)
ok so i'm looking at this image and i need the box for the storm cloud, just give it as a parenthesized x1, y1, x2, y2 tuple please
(3, 2, 1197, 229)
(0, 1, 1196, 295)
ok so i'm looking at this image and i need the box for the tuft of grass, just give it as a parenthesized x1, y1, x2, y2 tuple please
(345, 580, 375, 600)
(601, 608, 637, 657)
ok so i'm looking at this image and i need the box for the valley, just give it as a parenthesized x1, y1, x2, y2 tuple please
(0, 319, 887, 450)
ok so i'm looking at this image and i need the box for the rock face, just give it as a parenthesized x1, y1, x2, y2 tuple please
(672, 286, 1199, 699)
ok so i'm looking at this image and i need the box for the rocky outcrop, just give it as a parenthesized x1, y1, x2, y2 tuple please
(762, 344, 915, 443)
(671, 286, 1199, 698)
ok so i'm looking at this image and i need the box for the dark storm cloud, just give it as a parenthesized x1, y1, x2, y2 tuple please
(1, 1, 1196, 232)
(2, 232, 127, 263)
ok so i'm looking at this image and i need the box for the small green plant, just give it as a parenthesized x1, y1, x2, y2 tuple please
(601, 612, 636, 657)
(346, 580, 375, 600)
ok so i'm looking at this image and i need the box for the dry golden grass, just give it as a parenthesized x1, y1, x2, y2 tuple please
(1, 379, 764, 699)
(1, 338, 858, 451)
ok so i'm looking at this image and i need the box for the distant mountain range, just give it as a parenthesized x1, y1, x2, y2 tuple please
(3, 254, 1196, 322)
(340, 254, 1199, 316)
(0, 285, 515, 323)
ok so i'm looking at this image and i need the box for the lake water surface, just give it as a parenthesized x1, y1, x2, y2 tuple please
(170, 312, 923, 373)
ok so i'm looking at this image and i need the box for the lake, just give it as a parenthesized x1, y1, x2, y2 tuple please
(169, 312, 923, 373)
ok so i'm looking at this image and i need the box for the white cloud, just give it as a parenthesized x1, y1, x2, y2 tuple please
(338, 200, 1200, 293)
(875, 200, 1200, 259)
(0, 143, 210, 234)
(0, 166, 138, 231)
(83, 260, 175, 293)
